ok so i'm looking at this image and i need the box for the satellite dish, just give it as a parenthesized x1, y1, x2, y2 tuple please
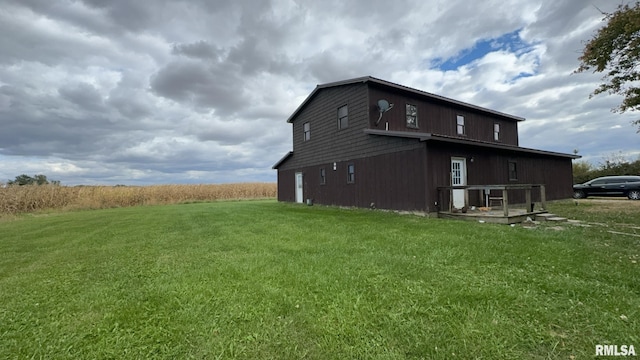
(377, 99, 391, 112)
(375, 99, 394, 125)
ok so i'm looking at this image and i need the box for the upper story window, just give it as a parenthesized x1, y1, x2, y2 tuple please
(303, 122, 310, 141)
(494, 123, 500, 141)
(406, 104, 418, 128)
(456, 115, 465, 135)
(347, 163, 355, 184)
(338, 105, 348, 129)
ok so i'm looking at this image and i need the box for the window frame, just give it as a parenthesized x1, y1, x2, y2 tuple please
(494, 123, 500, 141)
(347, 163, 355, 184)
(406, 103, 418, 128)
(508, 161, 518, 181)
(303, 122, 310, 141)
(337, 104, 349, 130)
(456, 115, 465, 135)
(320, 168, 326, 185)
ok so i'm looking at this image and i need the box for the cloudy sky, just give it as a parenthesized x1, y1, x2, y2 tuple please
(1, 0, 638, 185)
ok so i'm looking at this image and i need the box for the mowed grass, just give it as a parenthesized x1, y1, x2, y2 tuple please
(1, 200, 639, 359)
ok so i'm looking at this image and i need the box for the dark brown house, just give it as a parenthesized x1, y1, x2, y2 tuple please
(273, 76, 578, 212)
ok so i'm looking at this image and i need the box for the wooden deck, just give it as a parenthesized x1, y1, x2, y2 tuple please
(438, 208, 547, 224)
(436, 184, 548, 224)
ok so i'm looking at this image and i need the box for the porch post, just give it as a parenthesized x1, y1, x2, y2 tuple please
(540, 185, 546, 210)
(464, 188, 469, 209)
(502, 189, 509, 217)
(525, 188, 532, 212)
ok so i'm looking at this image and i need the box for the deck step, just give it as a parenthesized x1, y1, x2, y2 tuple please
(536, 213, 567, 222)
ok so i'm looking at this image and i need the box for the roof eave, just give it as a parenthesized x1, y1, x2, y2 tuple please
(272, 151, 293, 169)
(363, 129, 581, 159)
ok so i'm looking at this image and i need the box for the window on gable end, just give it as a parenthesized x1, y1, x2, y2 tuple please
(494, 123, 500, 141)
(338, 105, 348, 129)
(303, 122, 310, 141)
(406, 104, 418, 128)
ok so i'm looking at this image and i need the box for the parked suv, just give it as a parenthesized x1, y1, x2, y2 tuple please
(573, 176, 640, 200)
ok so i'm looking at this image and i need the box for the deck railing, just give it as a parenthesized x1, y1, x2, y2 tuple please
(436, 184, 546, 217)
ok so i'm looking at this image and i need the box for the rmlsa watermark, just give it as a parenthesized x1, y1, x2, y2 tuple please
(595, 344, 636, 356)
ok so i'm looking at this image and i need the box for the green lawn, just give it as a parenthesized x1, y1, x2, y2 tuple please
(1, 200, 638, 359)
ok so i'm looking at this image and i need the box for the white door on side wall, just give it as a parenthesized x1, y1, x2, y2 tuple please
(295, 172, 303, 203)
(451, 158, 467, 209)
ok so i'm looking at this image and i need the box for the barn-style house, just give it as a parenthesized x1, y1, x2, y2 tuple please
(273, 76, 578, 213)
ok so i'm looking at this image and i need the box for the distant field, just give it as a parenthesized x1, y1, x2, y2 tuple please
(0, 199, 638, 359)
(0, 183, 276, 215)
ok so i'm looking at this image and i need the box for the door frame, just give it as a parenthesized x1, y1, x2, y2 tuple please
(451, 157, 467, 209)
(295, 172, 303, 203)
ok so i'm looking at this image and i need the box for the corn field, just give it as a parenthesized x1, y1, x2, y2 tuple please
(0, 183, 277, 215)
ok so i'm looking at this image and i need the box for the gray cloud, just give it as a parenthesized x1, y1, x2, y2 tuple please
(0, 0, 636, 185)
(172, 41, 223, 60)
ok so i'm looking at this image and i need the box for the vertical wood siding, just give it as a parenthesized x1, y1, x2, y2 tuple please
(278, 147, 427, 211)
(368, 85, 519, 145)
(425, 142, 573, 206)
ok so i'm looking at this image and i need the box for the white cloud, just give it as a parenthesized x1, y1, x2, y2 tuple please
(0, 0, 637, 185)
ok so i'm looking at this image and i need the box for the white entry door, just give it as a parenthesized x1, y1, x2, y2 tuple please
(295, 172, 303, 203)
(451, 158, 467, 209)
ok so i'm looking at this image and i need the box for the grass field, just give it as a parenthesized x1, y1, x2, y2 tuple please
(1, 199, 639, 359)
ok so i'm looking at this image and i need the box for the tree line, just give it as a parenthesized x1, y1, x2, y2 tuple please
(5, 174, 60, 186)
(573, 155, 640, 184)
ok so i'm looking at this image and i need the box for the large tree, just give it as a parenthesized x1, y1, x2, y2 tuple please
(576, 2, 640, 130)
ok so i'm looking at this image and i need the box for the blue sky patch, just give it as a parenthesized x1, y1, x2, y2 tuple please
(434, 29, 536, 72)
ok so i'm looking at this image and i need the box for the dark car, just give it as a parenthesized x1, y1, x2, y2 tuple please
(573, 176, 640, 200)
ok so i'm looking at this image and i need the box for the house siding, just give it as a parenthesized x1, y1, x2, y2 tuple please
(278, 147, 427, 211)
(368, 85, 519, 145)
(277, 168, 296, 203)
(424, 142, 573, 208)
(279, 83, 424, 171)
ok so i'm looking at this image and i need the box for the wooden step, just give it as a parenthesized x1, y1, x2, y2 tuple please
(535, 213, 567, 222)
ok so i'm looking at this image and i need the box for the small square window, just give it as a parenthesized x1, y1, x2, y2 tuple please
(303, 122, 310, 141)
(494, 123, 500, 141)
(320, 168, 326, 185)
(338, 105, 348, 129)
(347, 163, 355, 184)
(456, 115, 465, 135)
(406, 104, 418, 128)
(508, 161, 518, 181)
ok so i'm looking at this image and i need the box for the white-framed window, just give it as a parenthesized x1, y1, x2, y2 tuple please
(338, 105, 348, 129)
(456, 115, 465, 135)
(303, 122, 310, 141)
(494, 123, 500, 141)
(406, 104, 418, 128)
